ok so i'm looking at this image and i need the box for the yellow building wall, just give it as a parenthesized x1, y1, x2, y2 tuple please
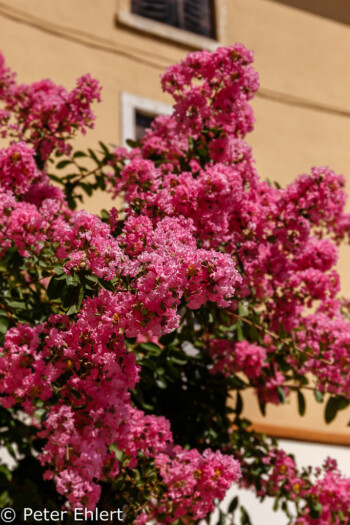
(1, 0, 350, 441)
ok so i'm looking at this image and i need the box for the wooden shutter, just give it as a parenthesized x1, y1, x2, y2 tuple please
(131, 0, 175, 25)
(182, 0, 215, 38)
(131, 0, 216, 39)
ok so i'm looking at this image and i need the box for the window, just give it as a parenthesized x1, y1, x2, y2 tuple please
(120, 92, 172, 146)
(131, 0, 216, 39)
(135, 110, 156, 141)
(116, 0, 226, 50)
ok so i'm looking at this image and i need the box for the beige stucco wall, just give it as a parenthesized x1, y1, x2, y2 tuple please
(1, 0, 350, 440)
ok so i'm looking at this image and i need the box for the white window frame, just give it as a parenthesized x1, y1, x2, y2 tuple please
(116, 0, 227, 51)
(120, 92, 173, 147)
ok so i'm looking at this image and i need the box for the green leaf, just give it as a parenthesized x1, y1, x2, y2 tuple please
(248, 324, 261, 343)
(169, 356, 187, 366)
(99, 141, 110, 156)
(6, 300, 26, 310)
(139, 342, 163, 355)
(56, 160, 72, 169)
(279, 323, 288, 339)
(240, 506, 252, 525)
(337, 396, 349, 411)
(95, 174, 106, 190)
(109, 444, 124, 462)
(0, 491, 10, 507)
(73, 151, 87, 158)
(309, 500, 322, 520)
(6, 442, 16, 458)
(216, 509, 226, 525)
(67, 194, 77, 210)
(66, 274, 80, 286)
(98, 278, 115, 292)
(126, 138, 139, 148)
(273, 498, 279, 512)
(48, 173, 64, 185)
(236, 392, 243, 416)
(228, 496, 238, 514)
(325, 396, 349, 424)
(325, 397, 340, 424)
(47, 276, 64, 300)
(258, 400, 266, 417)
(297, 391, 306, 416)
(236, 321, 244, 342)
(63, 173, 79, 181)
(314, 390, 324, 403)
(80, 182, 93, 196)
(62, 285, 79, 309)
(88, 148, 100, 165)
(277, 386, 286, 404)
(100, 209, 110, 221)
(66, 304, 78, 316)
(0, 315, 9, 335)
(238, 302, 249, 317)
(54, 266, 65, 276)
(76, 286, 84, 312)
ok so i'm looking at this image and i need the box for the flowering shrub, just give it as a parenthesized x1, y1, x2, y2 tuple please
(0, 44, 350, 524)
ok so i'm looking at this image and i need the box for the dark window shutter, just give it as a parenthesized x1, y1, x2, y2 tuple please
(131, 0, 175, 25)
(131, 0, 216, 39)
(183, 0, 215, 38)
(135, 111, 155, 141)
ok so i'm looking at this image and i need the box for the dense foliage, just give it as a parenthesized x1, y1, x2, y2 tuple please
(0, 44, 350, 524)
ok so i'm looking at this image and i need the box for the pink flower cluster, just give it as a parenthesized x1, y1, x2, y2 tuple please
(161, 44, 259, 139)
(0, 291, 240, 510)
(294, 312, 350, 397)
(0, 52, 101, 160)
(0, 142, 41, 195)
(258, 449, 306, 498)
(2, 41, 350, 523)
(109, 45, 350, 404)
(135, 44, 258, 169)
(155, 447, 240, 522)
(255, 451, 350, 525)
(0, 304, 137, 507)
(300, 465, 350, 525)
(0, 57, 241, 514)
(208, 339, 287, 405)
(209, 339, 267, 379)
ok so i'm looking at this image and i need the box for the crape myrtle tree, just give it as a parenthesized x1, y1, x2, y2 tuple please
(0, 43, 350, 525)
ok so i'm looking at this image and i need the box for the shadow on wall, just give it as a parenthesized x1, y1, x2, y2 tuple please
(269, 0, 350, 26)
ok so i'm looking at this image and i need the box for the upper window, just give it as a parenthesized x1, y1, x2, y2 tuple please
(117, 0, 226, 50)
(131, 0, 216, 39)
